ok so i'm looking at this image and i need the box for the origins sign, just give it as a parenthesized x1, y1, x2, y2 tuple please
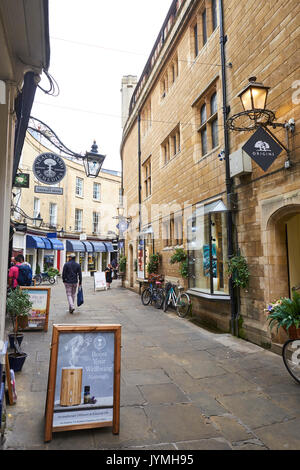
(242, 127, 283, 172)
(33, 153, 66, 185)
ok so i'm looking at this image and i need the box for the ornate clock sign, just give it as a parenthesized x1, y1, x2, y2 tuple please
(33, 153, 66, 185)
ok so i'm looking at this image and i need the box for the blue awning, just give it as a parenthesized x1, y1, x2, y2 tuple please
(104, 242, 114, 252)
(66, 239, 85, 252)
(48, 238, 64, 250)
(26, 235, 46, 249)
(43, 238, 52, 250)
(82, 241, 94, 252)
(90, 241, 106, 252)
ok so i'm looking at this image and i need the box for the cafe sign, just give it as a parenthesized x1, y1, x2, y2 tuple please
(242, 126, 283, 172)
(33, 153, 66, 185)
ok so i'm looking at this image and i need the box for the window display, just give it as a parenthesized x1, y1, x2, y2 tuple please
(188, 201, 229, 295)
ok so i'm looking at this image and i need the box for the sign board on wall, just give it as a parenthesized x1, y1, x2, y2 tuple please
(34, 186, 63, 195)
(44, 324, 121, 442)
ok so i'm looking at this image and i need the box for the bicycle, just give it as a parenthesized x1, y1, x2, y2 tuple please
(141, 275, 165, 309)
(163, 282, 191, 317)
(282, 338, 300, 384)
(33, 272, 56, 286)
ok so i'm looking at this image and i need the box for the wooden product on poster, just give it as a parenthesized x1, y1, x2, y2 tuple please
(19, 287, 51, 332)
(60, 368, 83, 406)
(44, 324, 121, 443)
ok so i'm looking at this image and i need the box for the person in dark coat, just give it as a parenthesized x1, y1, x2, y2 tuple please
(104, 264, 113, 289)
(62, 253, 82, 313)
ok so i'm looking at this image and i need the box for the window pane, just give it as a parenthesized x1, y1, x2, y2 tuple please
(202, 10, 207, 45)
(211, 212, 228, 294)
(200, 103, 206, 124)
(201, 127, 207, 155)
(211, 118, 219, 148)
(194, 24, 198, 57)
(212, 0, 218, 31)
(210, 92, 217, 114)
(188, 210, 211, 293)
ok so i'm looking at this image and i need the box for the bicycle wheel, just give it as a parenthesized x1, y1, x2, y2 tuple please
(154, 289, 165, 309)
(141, 288, 152, 306)
(48, 276, 56, 285)
(34, 274, 42, 286)
(176, 293, 190, 318)
(282, 339, 300, 384)
(163, 291, 170, 312)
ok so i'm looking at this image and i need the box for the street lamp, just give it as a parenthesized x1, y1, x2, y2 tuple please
(238, 77, 270, 115)
(82, 141, 106, 178)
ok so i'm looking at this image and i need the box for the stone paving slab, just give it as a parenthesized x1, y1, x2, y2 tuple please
(3, 279, 300, 450)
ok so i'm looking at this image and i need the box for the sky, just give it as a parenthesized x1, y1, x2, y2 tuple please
(31, 0, 173, 172)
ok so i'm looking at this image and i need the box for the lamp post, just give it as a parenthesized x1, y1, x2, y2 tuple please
(82, 141, 106, 178)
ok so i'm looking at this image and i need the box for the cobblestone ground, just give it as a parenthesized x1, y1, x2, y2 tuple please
(2, 278, 300, 450)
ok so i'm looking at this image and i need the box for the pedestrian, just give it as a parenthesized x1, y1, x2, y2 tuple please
(111, 257, 118, 279)
(8, 254, 32, 288)
(104, 263, 113, 289)
(62, 253, 82, 314)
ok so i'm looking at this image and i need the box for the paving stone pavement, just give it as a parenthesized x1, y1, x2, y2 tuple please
(2, 278, 300, 450)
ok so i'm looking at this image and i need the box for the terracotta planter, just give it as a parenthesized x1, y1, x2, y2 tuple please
(286, 325, 300, 340)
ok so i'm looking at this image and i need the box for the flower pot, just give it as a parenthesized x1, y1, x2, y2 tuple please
(8, 352, 27, 372)
(16, 315, 28, 330)
(8, 333, 24, 349)
(286, 325, 300, 340)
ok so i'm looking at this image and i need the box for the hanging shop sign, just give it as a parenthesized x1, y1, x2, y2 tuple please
(13, 173, 30, 188)
(242, 126, 283, 172)
(44, 324, 121, 442)
(33, 153, 66, 185)
(19, 287, 51, 332)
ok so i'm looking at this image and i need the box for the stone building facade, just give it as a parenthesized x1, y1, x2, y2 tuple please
(12, 131, 121, 276)
(120, 0, 300, 348)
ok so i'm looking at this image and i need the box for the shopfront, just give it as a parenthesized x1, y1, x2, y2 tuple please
(26, 235, 64, 274)
(66, 239, 113, 276)
(137, 227, 154, 280)
(187, 200, 229, 297)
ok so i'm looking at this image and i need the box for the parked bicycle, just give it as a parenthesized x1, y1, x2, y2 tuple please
(163, 282, 191, 317)
(282, 338, 300, 384)
(141, 274, 165, 309)
(33, 272, 56, 286)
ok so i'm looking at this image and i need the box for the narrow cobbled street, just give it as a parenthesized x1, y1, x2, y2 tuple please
(3, 278, 300, 451)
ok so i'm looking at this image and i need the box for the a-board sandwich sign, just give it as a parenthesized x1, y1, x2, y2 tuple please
(94, 271, 107, 291)
(20, 287, 51, 332)
(44, 324, 121, 442)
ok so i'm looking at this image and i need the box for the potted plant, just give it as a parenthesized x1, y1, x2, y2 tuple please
(6, 287, 32, 372)
(266, 291, 300, 340)
(119, 256, 126, 273)
(147, 253, 160, 276)
(170, 248, 188, 279)
(226, 253, 249, 290)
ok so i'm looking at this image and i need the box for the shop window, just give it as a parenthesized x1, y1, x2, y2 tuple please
(187, 201, 228, 295)
(93, 182, 101, 200)
(75, 208, 83, 232)
(76, 177, 83, 197)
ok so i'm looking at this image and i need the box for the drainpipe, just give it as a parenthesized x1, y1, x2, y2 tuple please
(138, 113, 142, 293)
(219, 0, 237, 336)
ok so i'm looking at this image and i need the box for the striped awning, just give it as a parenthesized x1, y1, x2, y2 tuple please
(104, 242, 114, 252)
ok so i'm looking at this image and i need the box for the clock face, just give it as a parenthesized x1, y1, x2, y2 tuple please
(33, 153, 66, 185)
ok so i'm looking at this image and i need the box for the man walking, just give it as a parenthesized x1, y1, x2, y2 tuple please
(62, 253, 82, 314)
